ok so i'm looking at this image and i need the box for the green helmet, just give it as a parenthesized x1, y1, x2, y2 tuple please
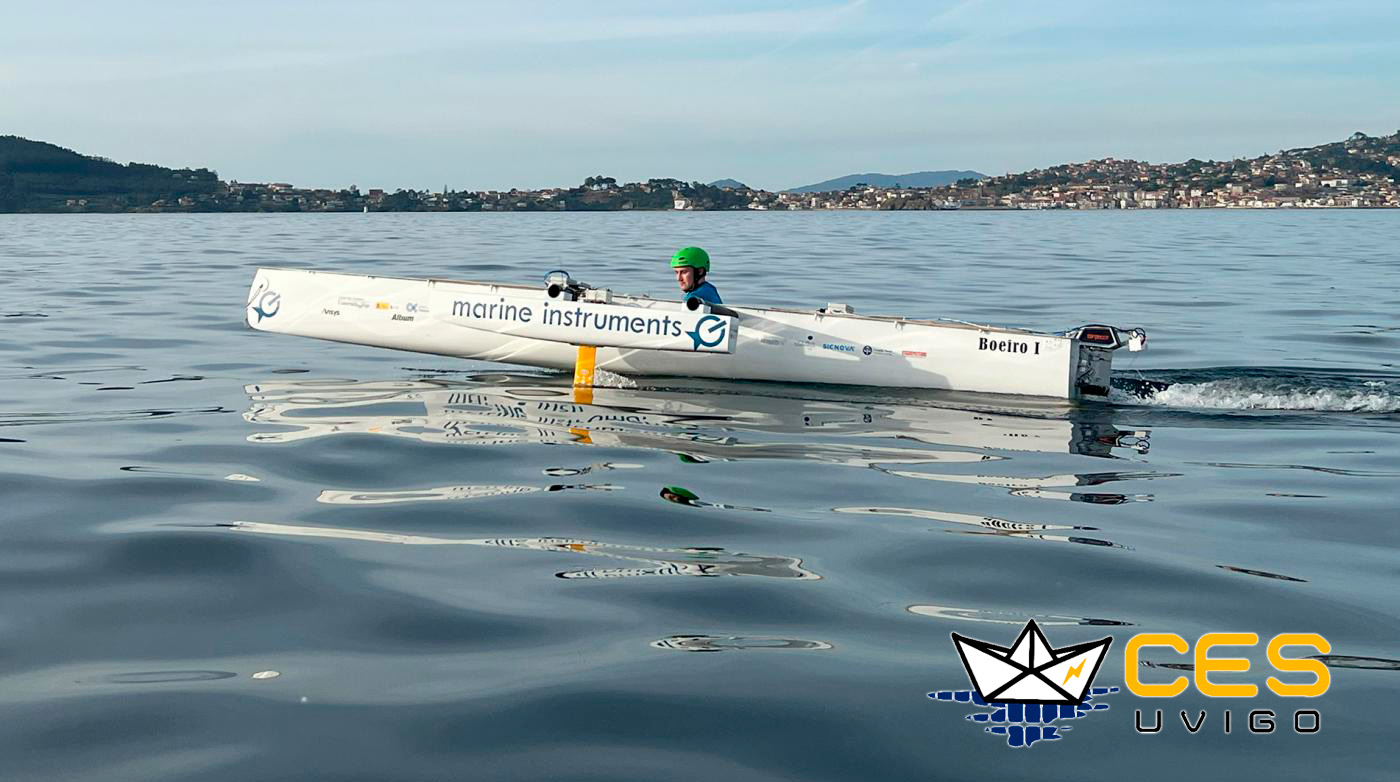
(660, 485, 700, 502)
(670, 246, 710, 271)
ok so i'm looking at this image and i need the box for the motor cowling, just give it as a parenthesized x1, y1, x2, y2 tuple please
(1071, 325, 1147, 352)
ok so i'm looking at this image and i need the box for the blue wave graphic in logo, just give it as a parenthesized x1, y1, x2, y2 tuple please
(928, 687, 1118, 747)
(249, 290, 281, 322)
(686, 314, 728, 350)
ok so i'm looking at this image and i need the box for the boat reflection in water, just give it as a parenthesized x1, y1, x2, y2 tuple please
(238, 375, 1160, 576)
(872, 467, 1173, 504)
(907, 604, 1134, 627)
(650, 635, 834, 652)
(316, 483, 617, 505)
(833, 506, 1129, 549)
(242, 375, 1153, 470)
(222, 522, 819, 580)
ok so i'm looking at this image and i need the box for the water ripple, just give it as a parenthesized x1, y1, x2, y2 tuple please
(3, 212, 1397, 781)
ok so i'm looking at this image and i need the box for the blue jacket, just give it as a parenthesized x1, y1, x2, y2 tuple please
(685, 281, 722, 305)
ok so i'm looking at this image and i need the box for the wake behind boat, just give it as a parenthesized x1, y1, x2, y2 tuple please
(244, 267, 1146, 401)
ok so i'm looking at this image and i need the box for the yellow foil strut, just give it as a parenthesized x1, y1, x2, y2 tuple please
(573, 345, 596, 405)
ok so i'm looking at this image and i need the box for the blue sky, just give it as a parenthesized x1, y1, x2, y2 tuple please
(4, 1, 1398, 190)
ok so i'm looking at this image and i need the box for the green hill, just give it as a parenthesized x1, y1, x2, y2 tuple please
(0, 136, 219, 211)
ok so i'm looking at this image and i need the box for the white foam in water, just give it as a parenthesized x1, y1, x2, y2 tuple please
(1113, 378, 1399, 412)
(591, 369, 638, 389)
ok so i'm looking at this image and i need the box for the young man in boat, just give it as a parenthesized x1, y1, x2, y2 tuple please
(671, 246, 722, 305)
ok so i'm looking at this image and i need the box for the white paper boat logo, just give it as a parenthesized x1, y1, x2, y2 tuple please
(952, 620, 1112, 705)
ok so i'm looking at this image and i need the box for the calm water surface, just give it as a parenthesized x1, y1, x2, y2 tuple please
(1, 211, 1397, 780)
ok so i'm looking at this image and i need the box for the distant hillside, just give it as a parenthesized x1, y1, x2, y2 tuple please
(0, 135, 218, 211)
(4, 130, 1396, 212)
(787, 170, 985, 193)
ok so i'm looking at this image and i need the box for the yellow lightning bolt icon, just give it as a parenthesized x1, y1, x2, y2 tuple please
(1062, 659, 1087, 685)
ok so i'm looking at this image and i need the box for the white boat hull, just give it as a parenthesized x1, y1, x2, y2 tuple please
(245, 268, 1142, 401)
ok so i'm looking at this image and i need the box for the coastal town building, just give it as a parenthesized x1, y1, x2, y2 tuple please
(6, 131, 1398, 213)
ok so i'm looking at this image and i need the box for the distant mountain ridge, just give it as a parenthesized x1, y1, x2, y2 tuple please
(4, 130, 1396, 212)
(787, 170, 985, 193)
(708, 178, 747, 190)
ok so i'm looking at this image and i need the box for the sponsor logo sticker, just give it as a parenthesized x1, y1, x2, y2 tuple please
(246, 281, 281, 322)
(687, 314, 729, 350)
(448, 296, 719, 349)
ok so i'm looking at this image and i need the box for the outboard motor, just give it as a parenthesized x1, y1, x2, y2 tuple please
(1067, 324, 1148, 399)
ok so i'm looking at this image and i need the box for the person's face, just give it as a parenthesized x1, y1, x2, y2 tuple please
(675, 266, 699, 292)
(660, 489, 696, 506)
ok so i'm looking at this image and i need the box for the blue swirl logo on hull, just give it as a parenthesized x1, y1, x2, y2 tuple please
(247, 281, 282, 323)
(686, 314, 728, 350)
